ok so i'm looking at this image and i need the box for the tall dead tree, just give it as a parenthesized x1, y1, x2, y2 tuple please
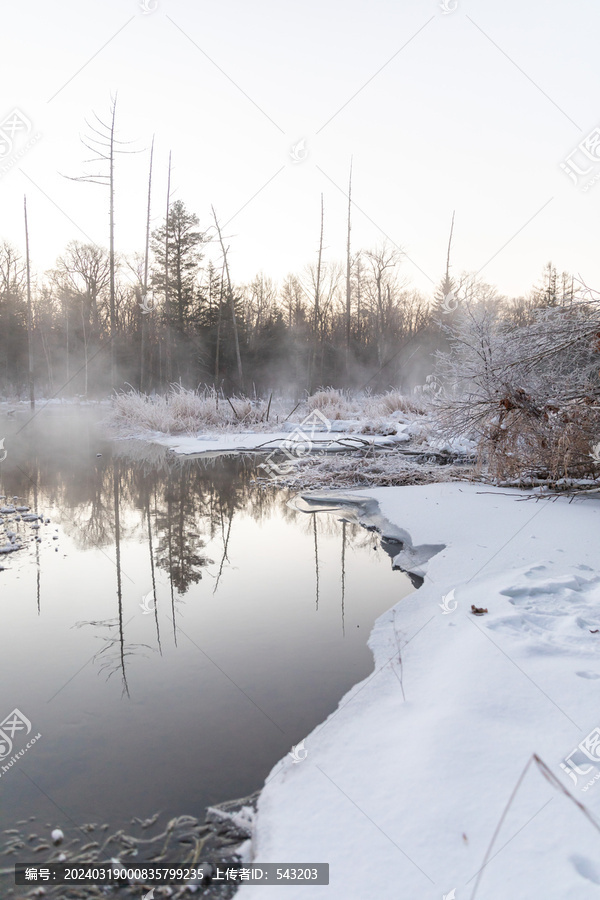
(23, 195, 34, 409)
(445, 210, 455, 288)
(211, 206, 243, 390)
(434, 209, 457, 315)
(140, 135, 154, 393)
(215, 259, 225, 386)
(309, 193, 324, 392)
(66, 94, 138, 387)
(164, 151, 172, 384)
(345, 159, 353, 372)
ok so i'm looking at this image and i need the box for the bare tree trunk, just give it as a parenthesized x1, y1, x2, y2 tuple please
(215, 259, 225, 385)
(345, 159, 353, 375)
(212, 206, 243, 390)
(23, 195, 34, 409)
(109, 97, 117, 389)
(141, 135, 154, 393)
(65, 95, 137, 389)
(165, 151, 172, 385)
(356, 254, 362, 345)
(64, 295, 69, 387)
(309, 193, 324, 393)
(445, 210, 455, 284)
(81, 301, 88, 396)
(40, 319, 53, 392)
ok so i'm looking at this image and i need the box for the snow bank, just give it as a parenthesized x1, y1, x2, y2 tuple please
(238, 484, 600, 899)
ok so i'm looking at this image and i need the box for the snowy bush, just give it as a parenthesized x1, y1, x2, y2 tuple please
(305, 388, 356, 420)
(373, 390, 426, 417)
(431, 293, 600, 481)
(306, 388, 425, 422)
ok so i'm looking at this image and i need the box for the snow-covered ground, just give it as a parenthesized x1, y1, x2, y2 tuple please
(0, 397, 110, 410)
(237, 483, 600, 900)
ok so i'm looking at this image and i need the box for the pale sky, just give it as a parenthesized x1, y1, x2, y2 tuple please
(1, 0, 599, 299)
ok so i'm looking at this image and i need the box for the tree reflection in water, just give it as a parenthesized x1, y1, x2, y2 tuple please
(0, 410, 385, 694)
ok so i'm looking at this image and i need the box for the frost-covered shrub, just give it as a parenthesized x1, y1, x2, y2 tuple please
(481, 398, 600, 480)
(306, 388, 424, 422)
(432, 297, 600, 480)
(373, 390, 426, 417)
(306, 388, 355, 420)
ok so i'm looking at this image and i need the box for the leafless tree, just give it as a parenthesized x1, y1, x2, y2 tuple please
(345, 159, 353, 369)
(65, 94, 139, 386)
(23, 196, 34, 408)
(211, 206, 244, 389)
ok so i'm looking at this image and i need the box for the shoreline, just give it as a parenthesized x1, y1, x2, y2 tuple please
(238, 483, 600, 899)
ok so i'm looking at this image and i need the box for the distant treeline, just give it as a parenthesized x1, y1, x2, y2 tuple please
(0, 198, 574, 399)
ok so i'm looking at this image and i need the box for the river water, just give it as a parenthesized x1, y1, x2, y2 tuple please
(0, 407, 412, 847)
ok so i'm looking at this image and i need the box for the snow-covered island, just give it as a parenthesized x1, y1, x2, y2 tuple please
(107, 387, 477, 490)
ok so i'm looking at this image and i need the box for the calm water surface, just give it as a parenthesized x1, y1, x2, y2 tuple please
(0, 408, 412, 836)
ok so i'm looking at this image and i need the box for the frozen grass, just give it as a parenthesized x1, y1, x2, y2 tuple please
(371, 390, 427, 417)
(109, 385, 273, 434)
(306, 388, 427, 421)
(107, 385, 428, 437)
(305, 388, 359, 420)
